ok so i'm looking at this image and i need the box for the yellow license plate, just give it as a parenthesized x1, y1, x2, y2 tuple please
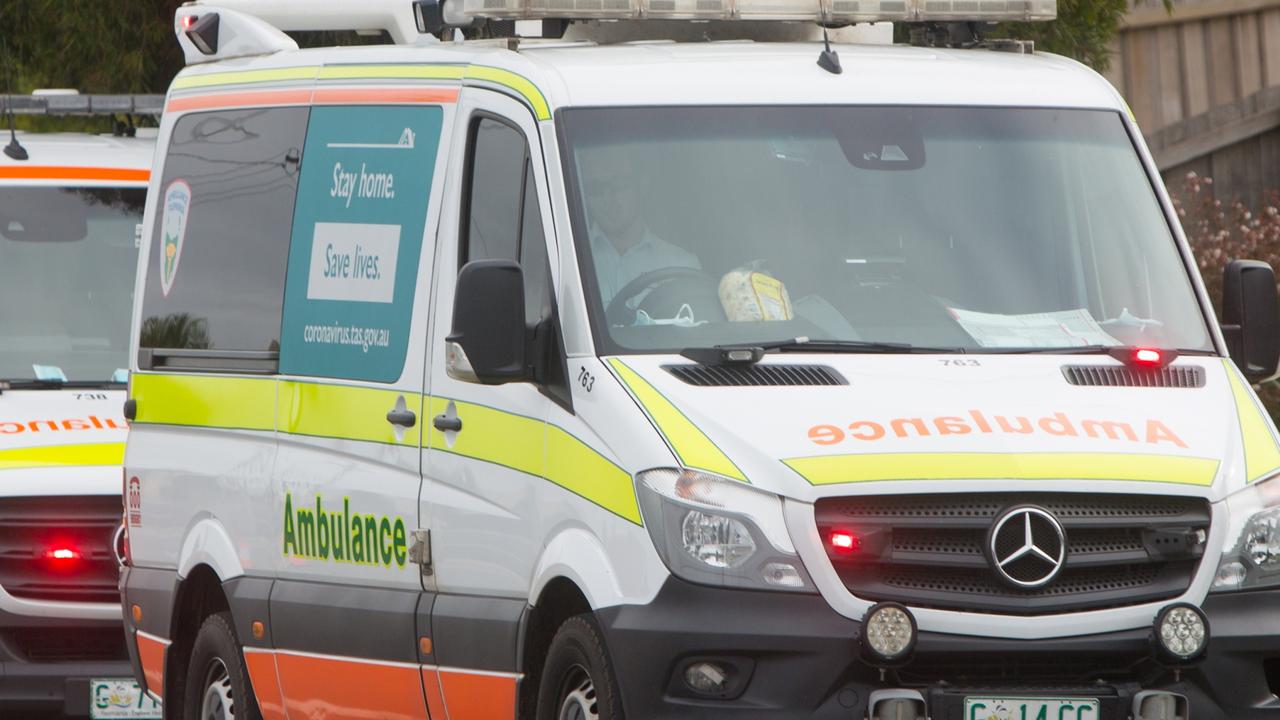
(964, 696, 1099, 720)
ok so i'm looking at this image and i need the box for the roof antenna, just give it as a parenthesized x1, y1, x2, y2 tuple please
(2, 39, 27, 161)
(817, 24, 842, 75)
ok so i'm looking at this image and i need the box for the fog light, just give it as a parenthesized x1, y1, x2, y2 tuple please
(867, 689, 927, 720)
(1132, 690, 1188, 720)
(761, 561, 804, 588)
(684, 661, 729, 694)
(861, 602, 917, 666)
(1153, 603, 1209, 664)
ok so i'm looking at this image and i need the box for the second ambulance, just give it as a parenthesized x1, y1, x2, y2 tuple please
(0, 93, 160, 717)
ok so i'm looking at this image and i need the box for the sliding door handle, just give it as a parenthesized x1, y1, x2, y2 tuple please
(387, 408, 417, 428)
(432, 414, 462, 432)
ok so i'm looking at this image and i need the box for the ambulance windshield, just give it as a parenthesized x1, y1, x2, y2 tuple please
(561, 106, 1212, 355)
(0, 187, 144, 383)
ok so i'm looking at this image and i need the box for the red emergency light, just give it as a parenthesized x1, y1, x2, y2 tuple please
(829, 530, 860, 553)
(1108, 346, 1177, 369)
(1133, 348, 1162, 367)
(44, 546, 81, 561)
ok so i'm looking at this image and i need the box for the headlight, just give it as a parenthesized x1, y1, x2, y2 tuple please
(1211, 473, 1280, 591)
(637, 468, 816, 592)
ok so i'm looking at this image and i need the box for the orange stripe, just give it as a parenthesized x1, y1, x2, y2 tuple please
(166, 89, 313, 113)
(244, 651, 288, 720)
(312, 87, 459, 105)
(135, 632, 167, 699)
(421, 668, 450, 719)
(275, 652, 429, 720)
(437, 670, 517, 720)
(0, 166, 148, 182)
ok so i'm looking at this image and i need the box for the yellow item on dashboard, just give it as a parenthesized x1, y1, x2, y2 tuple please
(719, 267, 793, 322)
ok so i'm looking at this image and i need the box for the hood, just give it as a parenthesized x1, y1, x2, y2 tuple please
(608, 355, 1280, 503)
(0, 389, 128, 495)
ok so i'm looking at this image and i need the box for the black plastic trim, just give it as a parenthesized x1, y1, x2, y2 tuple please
(1062, 364, 1206, 388)
(663, 363, 847, 387)
(121, 565, 179, 640)
(431, 593, 525, 672)
(596, 576, 1280, 719)
(224, 576, 273, 650)
(137, 348, 278, 374)
(269, 578, 421, 663)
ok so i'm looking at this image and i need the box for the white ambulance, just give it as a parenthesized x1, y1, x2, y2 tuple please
(0, 93, 161, 717)
(122, 2, 1280, 719)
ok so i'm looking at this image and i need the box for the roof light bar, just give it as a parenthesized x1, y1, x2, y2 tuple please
(461, 0, 1053, 22)
(0, 95, 165, 117)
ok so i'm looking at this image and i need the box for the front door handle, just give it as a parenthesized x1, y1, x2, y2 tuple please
(386, 408, 417, 428)
(433, 414, 462, 432)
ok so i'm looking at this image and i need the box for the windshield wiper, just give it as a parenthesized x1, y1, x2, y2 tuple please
(980, 345, 1114, 355)
(680, 337, 965, 366)
(0, 379, 124, 394)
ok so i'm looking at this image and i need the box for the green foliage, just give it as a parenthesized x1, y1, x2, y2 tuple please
(2, 1, 185, 93)
(0, 0, 184, 131)
(995, 0, 1130, 71)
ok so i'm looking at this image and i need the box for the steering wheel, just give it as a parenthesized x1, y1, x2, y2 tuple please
(605, 267, 714, 327)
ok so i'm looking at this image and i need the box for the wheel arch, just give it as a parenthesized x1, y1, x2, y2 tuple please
(165, 563, 232, 710)
(177, 517, 245, 581)
(519, 575, 593, 718)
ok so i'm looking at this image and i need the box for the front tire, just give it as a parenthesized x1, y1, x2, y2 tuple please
(535, 615, 624, 720)
(181, 611, 261, 720)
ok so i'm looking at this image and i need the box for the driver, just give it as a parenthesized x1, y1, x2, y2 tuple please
(581, 145, 700, 305)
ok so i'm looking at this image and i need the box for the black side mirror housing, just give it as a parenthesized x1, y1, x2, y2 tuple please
(1222, 259, 1280, 383)
(446, 260, 528, 385)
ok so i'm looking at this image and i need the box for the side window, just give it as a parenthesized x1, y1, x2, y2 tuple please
(139, 107, 309, 367)
(519, 161, 550, 327)
(463, 118, 526, 265)
(277, 105, 444, 383)
(461, 116, 552, 329)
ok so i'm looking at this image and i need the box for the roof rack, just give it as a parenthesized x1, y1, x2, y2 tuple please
(0, 94, 165, 117)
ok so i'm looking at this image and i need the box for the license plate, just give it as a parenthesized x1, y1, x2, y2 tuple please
(89, 678, 162, 719)
(965, 696, 1099, 720)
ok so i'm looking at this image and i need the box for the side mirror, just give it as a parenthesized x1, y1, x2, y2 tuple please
(1222, 259, 1280, 383)
(446, 260, 528, 385)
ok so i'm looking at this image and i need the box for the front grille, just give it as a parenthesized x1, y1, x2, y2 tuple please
(662, 363, 846, 387)
(6, 627, 127, 662)
(0, 496, 121, 604)
(815, 493, 1209, 615)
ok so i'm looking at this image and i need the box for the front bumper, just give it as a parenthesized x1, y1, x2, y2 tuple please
(597, 578, 1280, 719)
(0, 612, 132, 717)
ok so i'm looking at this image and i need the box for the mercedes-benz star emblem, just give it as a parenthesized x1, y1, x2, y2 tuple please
(987, 506, 1067, 589)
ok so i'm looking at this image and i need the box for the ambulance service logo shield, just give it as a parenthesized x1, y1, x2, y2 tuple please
(159, 180, 192, 297)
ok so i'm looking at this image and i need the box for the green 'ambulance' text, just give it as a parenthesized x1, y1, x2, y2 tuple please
(282, 493, 407, 568)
